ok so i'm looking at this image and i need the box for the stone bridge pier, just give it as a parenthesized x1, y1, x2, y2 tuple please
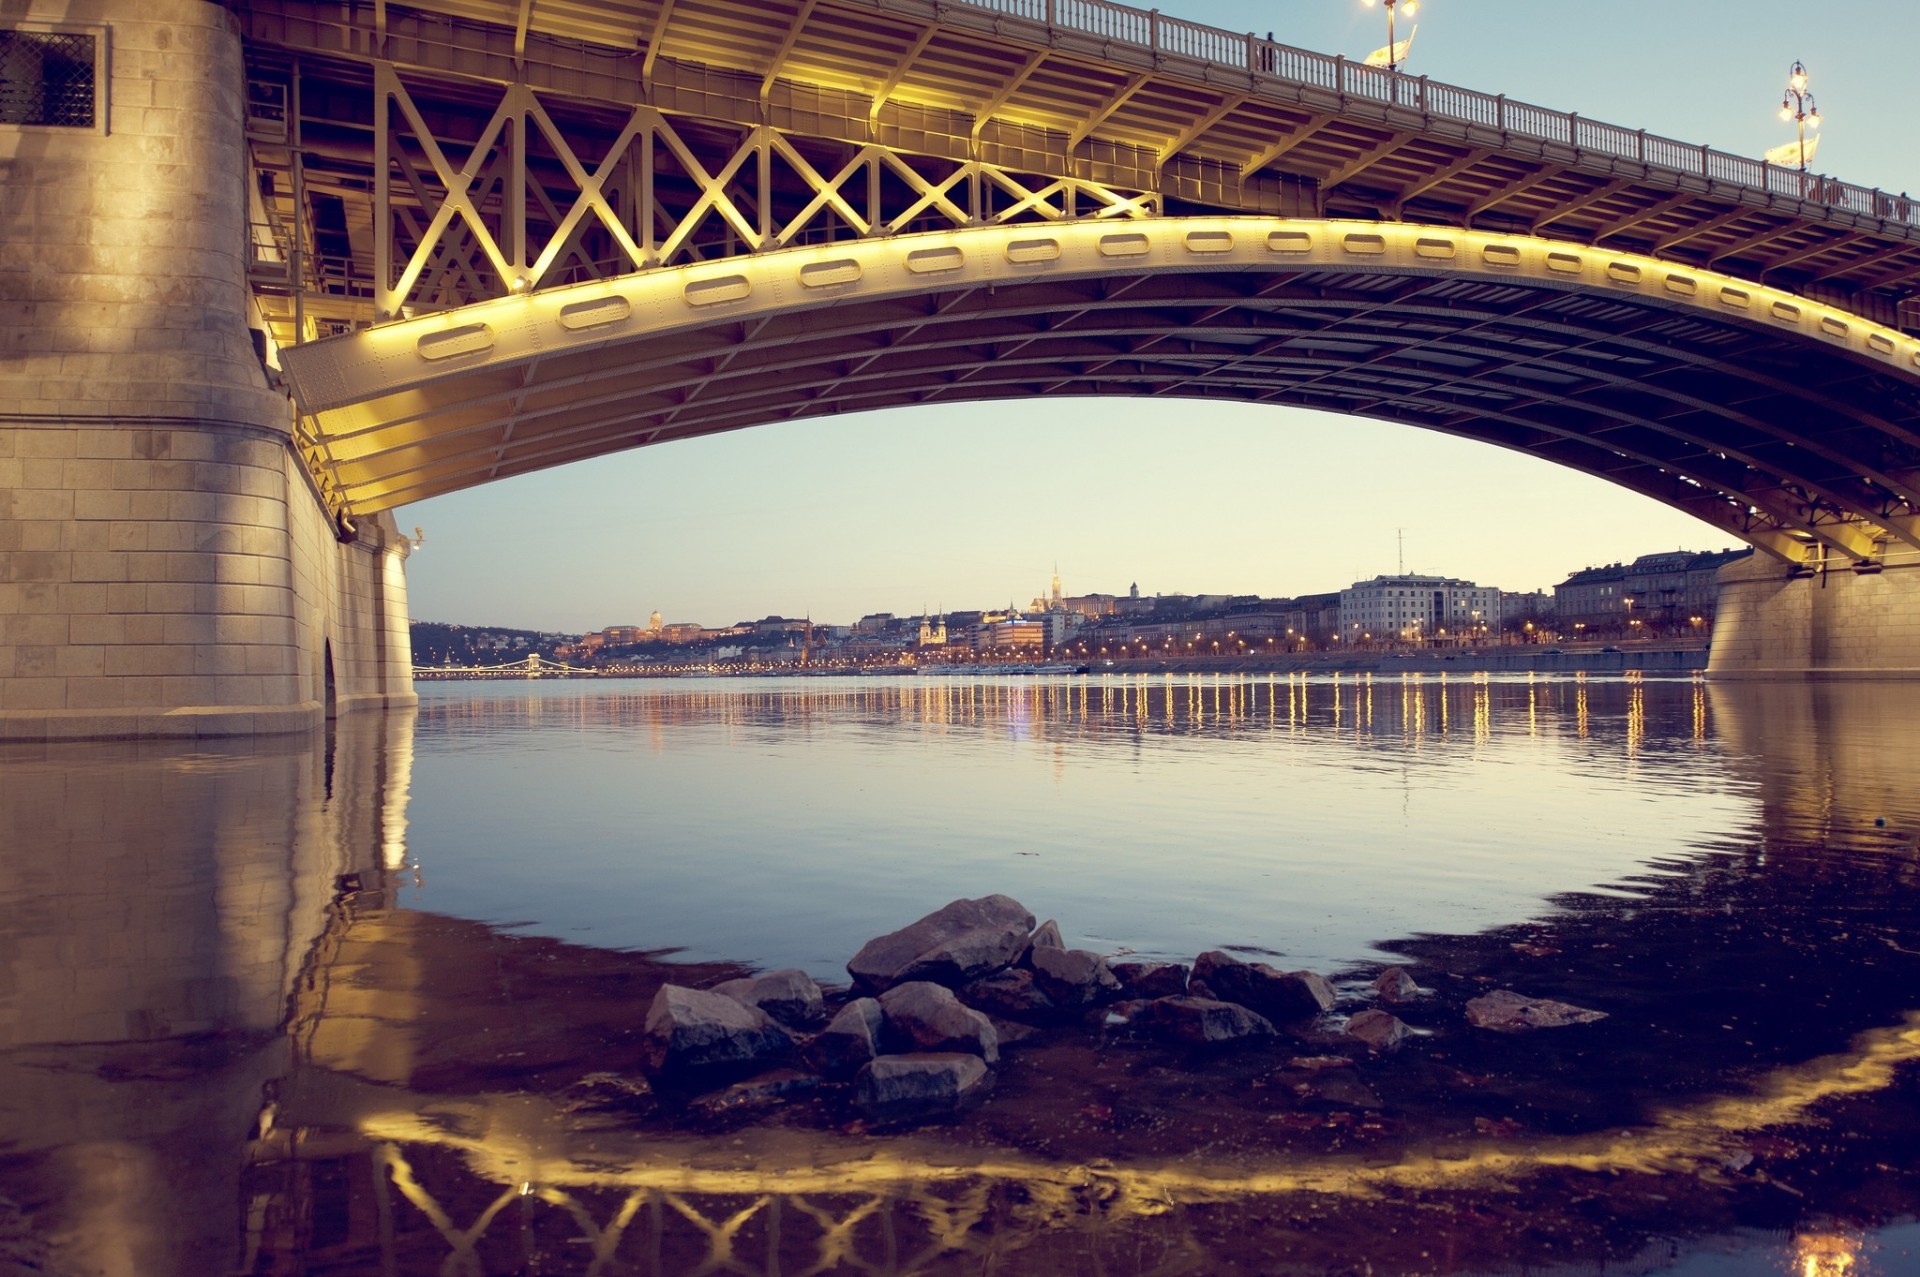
(1711, 552, 1920, 679)
(0, 0, 413, 740)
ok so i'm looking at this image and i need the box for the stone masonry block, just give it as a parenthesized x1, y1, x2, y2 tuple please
(14, 432, 76, 458)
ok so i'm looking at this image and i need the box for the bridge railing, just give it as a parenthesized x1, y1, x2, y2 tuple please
(928, 0, 1920, 232)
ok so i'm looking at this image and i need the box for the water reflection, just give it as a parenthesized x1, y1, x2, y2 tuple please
(2, 680, 1920, 1274)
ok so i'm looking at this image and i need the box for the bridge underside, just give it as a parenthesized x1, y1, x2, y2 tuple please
(287, 220, 1920, 567)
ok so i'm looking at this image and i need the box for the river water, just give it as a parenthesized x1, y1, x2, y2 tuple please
(3, 673, 1920, 1275)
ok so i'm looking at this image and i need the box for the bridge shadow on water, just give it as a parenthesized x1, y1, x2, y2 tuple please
(3, 678, 1920, 1274)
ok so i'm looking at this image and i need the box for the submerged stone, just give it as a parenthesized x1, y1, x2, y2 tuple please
(1465, 989, 1609, 1033)
(847, 895, 1036, 992)
(690, 1069, 821, 1116)
(1372, 966, 1422, 1004)
(1345, 1008, 1412, 1053)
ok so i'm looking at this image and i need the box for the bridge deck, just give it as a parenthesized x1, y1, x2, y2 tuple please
(240, 0, 1920, 339)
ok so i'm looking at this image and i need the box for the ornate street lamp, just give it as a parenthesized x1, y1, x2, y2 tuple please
(1778, 59, 1821, 172)
(1361, 0, 1419, 73)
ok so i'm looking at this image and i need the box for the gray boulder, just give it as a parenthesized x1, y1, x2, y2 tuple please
(878, 981, 1000, 1064)
(711, 968, 827, 1028)
(854, 1053, 992, 1123)
(848, 895, 1036, 992)
(1466, 989, 1608, 1033)
(1141, 996, 1276, 1046)
(1345, 1008, 1412, 1053)
(808, 997, 886, 1077)
(1372, 966, 1421, 1004)
(959, 967, 1056, 1019)
(1111, 960, 1190, 999)
(1028, 947, 1122, 1008)
(1191, 951, 1334, 1023)
(642, 984, 794, 1076)
(1019, 919, 1065, 963)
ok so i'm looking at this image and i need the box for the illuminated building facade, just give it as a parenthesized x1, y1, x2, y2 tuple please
(1339, 576, 1501, 643)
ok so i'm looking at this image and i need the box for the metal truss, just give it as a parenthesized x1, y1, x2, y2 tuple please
(369, 65, 1157, 321)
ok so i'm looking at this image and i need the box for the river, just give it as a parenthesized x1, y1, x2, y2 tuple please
(2, 673, 1918, 1275)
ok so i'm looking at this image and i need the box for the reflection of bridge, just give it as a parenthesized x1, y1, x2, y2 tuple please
(6, 0, 1920, 738)
(3, 680, 1919, 1273)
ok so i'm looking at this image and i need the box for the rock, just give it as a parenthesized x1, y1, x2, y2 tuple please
(1111, 960, 1190, 1000)
(1345, 1008, 1412, 1053)
(878, 982, 1000, 1064)
(689, 1069, 821, 1116)
(1186, 978, 1217, 1001)
(1020, 919, 1065, 962)
(1372, 966, 1421, 1003)
(711, 968, 827, 1028)
(1027, 947, 1122, 1008)
(642, 985, 794, 1076)
(847, 895, 1036, 992)
(959, 968, 1056, 1019)
(808, 997, 886, 1077)
(1465, 989, 1609, 1033)
(1141, 996, 1276, 1046)
(854, 1053, 992, 1122)
(1192, 951, 1335, 1023)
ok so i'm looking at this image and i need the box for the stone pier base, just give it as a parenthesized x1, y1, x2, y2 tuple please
(0, 420, 414, 740)
(0, 0, 413, 738)
(1708, 551, 1920, 679)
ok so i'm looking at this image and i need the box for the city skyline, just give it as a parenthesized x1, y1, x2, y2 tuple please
(396, 1, 1915, 634)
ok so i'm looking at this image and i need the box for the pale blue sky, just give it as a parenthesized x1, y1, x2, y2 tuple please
(399, 1, 1914, 632)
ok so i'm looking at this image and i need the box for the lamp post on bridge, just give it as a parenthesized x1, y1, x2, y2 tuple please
(1778, 60, 1821, 173)
(1361, 0, 1419, 73)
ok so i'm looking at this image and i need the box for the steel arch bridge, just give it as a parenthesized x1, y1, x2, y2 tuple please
(241, 0, 1920, 567)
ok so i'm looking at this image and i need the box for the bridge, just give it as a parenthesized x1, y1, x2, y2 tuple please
(4, 0, 1920, 737)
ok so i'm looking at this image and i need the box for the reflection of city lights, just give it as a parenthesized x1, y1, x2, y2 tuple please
(1796, 1232, 1858, 1277)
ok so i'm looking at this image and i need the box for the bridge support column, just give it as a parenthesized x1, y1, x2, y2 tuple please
(0, 0, 413, 739)
(1709, 551, 1920, 679)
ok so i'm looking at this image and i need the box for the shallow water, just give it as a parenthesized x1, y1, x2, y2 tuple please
(3, 673, 1920, 1275)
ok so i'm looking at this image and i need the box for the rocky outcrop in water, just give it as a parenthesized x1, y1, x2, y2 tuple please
(1191, 951, 1334, 1023)
(1465, 989, 1608, 1032)
(847, 895, 1036, 992)
(1345, 1009, 1412, 1053)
